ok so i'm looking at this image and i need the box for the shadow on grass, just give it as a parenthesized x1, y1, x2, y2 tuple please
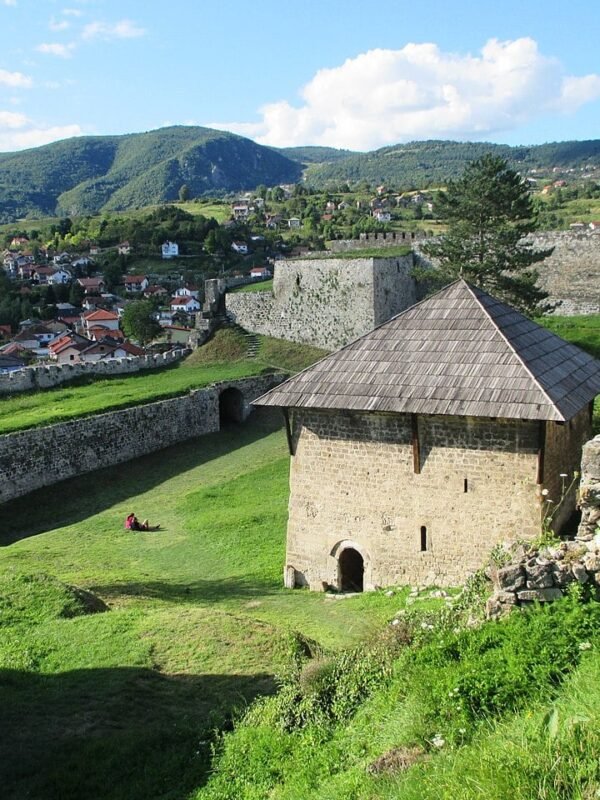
(1, 408, 284, 546)
(0, 665, 274, 800)
(89, 575, 282, 604)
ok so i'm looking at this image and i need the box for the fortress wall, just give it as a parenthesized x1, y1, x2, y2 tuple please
(415, 230, 600, 315)
(0, 348, 188, 397)
(0, 374, 283, 504)
(226, 255, 416, 349)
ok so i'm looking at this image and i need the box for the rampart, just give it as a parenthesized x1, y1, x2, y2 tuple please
(226, 255, 417, 349)
(415, 229, 600, 315)
(0, 348, 188, 397)
(0, 374, 284, 504)
(328, 231, 430, 252)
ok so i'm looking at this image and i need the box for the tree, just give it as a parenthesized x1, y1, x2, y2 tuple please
(178, 184, 191, 202)
(421, 155, 553, 315)
(122, 300, 161, 345)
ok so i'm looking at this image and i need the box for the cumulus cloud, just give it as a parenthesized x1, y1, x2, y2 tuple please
(36, 42, 75, 58)
(82, 19, 146, 40)
(0, 69, 32, 89)
(209, 38, 600, 149)
(0, 111, 83, 151)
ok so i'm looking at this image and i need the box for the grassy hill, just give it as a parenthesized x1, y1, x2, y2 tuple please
(0, 126, 301, 221)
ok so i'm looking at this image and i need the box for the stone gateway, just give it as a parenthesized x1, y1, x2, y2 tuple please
(255, 280, 600, 591)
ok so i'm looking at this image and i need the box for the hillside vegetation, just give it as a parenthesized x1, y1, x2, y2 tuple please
(304, 138, 600, 187)
(2, 128, 600, 222)
(0, 126, 301, 221)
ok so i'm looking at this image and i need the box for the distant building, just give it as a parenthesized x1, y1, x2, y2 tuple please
(161, 241, 179, 259)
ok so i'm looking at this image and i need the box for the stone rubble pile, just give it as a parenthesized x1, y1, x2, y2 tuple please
(486, 434, 600, 619)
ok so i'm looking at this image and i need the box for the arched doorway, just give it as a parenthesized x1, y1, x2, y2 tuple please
(339, 548, 364, 592)
(219, 388, 245, 425)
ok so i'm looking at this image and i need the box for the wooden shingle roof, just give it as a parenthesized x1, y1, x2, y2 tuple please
(254, 280, 600, 422)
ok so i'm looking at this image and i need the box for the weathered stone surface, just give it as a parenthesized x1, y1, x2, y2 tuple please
(584, 554, 600, 572)
(517, 588, 563, 602)
(552, 563, 575, 587)
(571, 563, 589, 584)
(496, 564, 526, 591)
(0, 374, 283, 504)
(226, 255, 417, 350)
(526, 564, 555, 589)
(0, 348, 188, 397)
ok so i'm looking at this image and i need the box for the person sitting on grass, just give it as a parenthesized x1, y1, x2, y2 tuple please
(125, 513, 160, 532)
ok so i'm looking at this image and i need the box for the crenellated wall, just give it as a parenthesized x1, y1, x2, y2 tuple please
(0, 349, 189, 397)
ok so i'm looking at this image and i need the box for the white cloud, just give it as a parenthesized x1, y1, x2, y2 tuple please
(3, 0, 17, 6)
(36, 42, 75, 58)
(62, 8, 83, 16)
(82, 19, 146, 41)
(0, 111, 83, 151)
(209, 38, 600, 149)
(0, 69, 32, 89)
(49, 19, 71, 32)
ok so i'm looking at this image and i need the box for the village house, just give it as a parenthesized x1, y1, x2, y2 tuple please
(249, 266, 272, 279)
(0, 354, 26, 373)
(81, 309, 120, 336)
(123, 275, 149, 293)
(255, 280, 600, 592)
(77, 277, 105, 295)
(232, 202, 250, 220)
(174, 285, 200, 299)
(47, 268, 72, 285)
(373, 209, 391, 223)
(161, 241, 179, 260)
(288, 217, 301, 229)
(118, 241, 132, 256)
(231, 241, 249, 255)
(169, 295, 201, 313)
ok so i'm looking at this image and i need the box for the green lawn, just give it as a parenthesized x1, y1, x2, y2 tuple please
(0, 359, 264, 435)
(229, 278, 273, 293)
(0, 410, 401, 800)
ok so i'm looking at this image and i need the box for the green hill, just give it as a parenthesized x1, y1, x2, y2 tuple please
(0, 126, 302, 221)
(304, 139, 600, 187)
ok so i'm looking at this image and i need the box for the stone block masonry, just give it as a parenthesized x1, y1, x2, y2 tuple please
(0, 349, 188, 397)
(226, 255, 417, 350)
(284, 406, 592, 590)
(0, 374, 283, 504)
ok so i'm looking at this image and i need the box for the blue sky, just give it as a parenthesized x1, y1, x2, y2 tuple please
(1, 0, 599, 152)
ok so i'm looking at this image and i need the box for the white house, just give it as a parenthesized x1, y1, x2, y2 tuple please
(47, 269, 72, 285)
(231, 241, 249, 255)
(373, 210, 391, 223)
(123, 275, 149, 293)
(288, 217, 301, 229)
(250, 266, 272, 279)
(174, 285, 200, 298)
(161, 241, 179, 259)
(170, 296, 201, 313)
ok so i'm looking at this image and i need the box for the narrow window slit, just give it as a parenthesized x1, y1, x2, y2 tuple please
(420, 526, 427, 552)
(464, 478, 468, 493)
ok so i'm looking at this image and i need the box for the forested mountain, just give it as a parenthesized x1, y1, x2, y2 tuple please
(0, 126, 599, 223)
(303, 139, 600, 187)
(0, 126, 302, 221)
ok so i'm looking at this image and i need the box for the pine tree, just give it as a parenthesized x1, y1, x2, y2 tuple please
(421, 155, 553, 315)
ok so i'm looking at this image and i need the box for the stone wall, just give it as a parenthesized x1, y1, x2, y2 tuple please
(226, 256, 416, 349)
(414, 230, 600, 315)
(328, 231, 430, 252)
(0, 374, 283, 504)
(285, 409, 546, 590)
(525, 231, 600, 315)
(578, 434, 600, 539)
(0, 348, 188, 397)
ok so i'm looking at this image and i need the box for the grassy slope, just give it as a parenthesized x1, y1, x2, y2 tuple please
(0, 329, 327, 435)
(0, 410, 401, 800)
